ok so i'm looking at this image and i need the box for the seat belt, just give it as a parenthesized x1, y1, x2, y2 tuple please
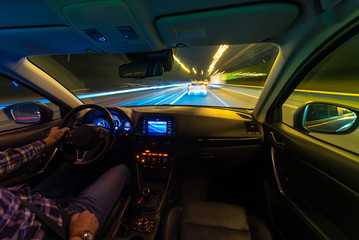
(19, 198, 70, 240)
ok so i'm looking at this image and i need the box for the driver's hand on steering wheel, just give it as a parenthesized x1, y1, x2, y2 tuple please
(44, 126, 69, 147)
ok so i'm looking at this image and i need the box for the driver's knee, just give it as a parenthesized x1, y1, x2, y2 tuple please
(106, 164, 131, 185)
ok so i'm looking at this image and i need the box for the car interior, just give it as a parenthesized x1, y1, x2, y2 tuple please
(1, 0, 359, 240)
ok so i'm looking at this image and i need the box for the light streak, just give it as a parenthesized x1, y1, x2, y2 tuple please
(0, 99, 51, 111)
(192, 68, 197, 74)
(233, 72, 267, 77)
(155, 90, 186, 105)
(201, 70, 204, 75)
(0, 84, 187, 110)
(77, 84, 187, 99)
(173, 55, 190, 73)
(208, 45, 229, 75)
(121, 92, 168, 106)
(222, 72, 267, 80)
(170, 91, 188, 104)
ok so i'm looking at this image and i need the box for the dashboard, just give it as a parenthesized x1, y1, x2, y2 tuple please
(80, 105, 262, 169)
(82, 105, 261, 138)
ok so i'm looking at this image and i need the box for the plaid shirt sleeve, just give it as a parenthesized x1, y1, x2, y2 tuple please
(0, 140, 47, 178)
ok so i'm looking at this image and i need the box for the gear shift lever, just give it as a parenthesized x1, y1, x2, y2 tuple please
(142, 188, 151, 197)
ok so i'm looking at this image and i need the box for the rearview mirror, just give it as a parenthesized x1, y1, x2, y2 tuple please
(3, 101, 53, 124)
(119, 62, 164, 79)
(294, 102, 358, 133)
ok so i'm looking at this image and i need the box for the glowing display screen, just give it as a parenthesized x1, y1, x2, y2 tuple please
(148, 121, 167, 135)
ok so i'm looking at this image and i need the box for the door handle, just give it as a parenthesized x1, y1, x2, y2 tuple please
(270, 131, 285, 146)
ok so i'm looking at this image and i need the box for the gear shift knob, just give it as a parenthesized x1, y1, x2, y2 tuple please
(142, 188, 151, 197)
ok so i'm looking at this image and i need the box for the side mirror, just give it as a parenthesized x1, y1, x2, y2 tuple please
(119, 62, 164, 79)
(294, 102, 358, 133)
(3, 101, 53, 124)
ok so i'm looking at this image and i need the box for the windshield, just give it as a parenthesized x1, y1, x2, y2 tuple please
(29, 43, 278, 109)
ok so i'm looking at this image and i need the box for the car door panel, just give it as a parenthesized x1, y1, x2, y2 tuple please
(264, 122, 359, 240)
(0, 119, 61, 149)
(0, 119, 62, 186)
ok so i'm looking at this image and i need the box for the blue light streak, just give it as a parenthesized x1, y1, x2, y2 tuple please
(0, 84, 186, 110)
(0, 99, 50, 110)
(77, 84, 186, 99)
(170, 91, 188, 105)
(154, 92, 181, 105)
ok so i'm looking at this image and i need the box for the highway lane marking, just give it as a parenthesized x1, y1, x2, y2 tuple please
(118, 95, 160, 106)
(221, 87, 259, 98)
(119, 87, 184, 106)
(208, 90, 229, 107)
(170, 91, 188, 105)
(155, 89, 185, 105)
(226, 84, 263, 89)
(132, 93, 169, 105)
(155, 94, 178, 105)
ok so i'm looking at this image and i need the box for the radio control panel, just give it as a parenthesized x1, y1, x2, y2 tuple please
(136, 150, 173, 169)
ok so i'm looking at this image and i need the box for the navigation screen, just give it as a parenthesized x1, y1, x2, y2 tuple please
(148, 121, 167, 135)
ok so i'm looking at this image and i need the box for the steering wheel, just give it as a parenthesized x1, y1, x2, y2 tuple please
(59, 104, 115, 165)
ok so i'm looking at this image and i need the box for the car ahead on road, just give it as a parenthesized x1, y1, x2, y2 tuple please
(1, 1, 359, 240)
(187, 81, 207, 96)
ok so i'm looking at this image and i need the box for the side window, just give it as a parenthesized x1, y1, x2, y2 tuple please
(0, 75, 60, 131)
(282, 34, 359, 154)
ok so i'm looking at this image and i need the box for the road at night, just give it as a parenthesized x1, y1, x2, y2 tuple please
(83, 85, 262, 109)
(1, 84, 358, 132)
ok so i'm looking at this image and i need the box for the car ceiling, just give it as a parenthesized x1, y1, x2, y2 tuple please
(0, 0, 345, 60)
(0, 0, 358, 119)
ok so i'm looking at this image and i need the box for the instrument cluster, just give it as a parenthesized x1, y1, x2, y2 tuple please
(92, 113, 131, 135)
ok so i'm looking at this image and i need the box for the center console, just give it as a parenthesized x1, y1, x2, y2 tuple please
(123, 116, 176, 240)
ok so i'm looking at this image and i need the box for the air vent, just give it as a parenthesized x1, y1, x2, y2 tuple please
(244, 121, 261, 135)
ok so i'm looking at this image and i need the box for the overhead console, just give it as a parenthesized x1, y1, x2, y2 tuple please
(63, 0, 164, 53)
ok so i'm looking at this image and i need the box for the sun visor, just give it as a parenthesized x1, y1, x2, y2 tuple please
(156, 3, 299, 47)
(0, 26, 100, 57)
(63, 1, 160, 53)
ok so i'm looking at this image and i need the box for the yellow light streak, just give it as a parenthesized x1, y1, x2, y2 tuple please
(208, 45, 229, 75)
(201, 70, 204, 75)
(192, 67, 197, 74)
(173, 55, 190, 73)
